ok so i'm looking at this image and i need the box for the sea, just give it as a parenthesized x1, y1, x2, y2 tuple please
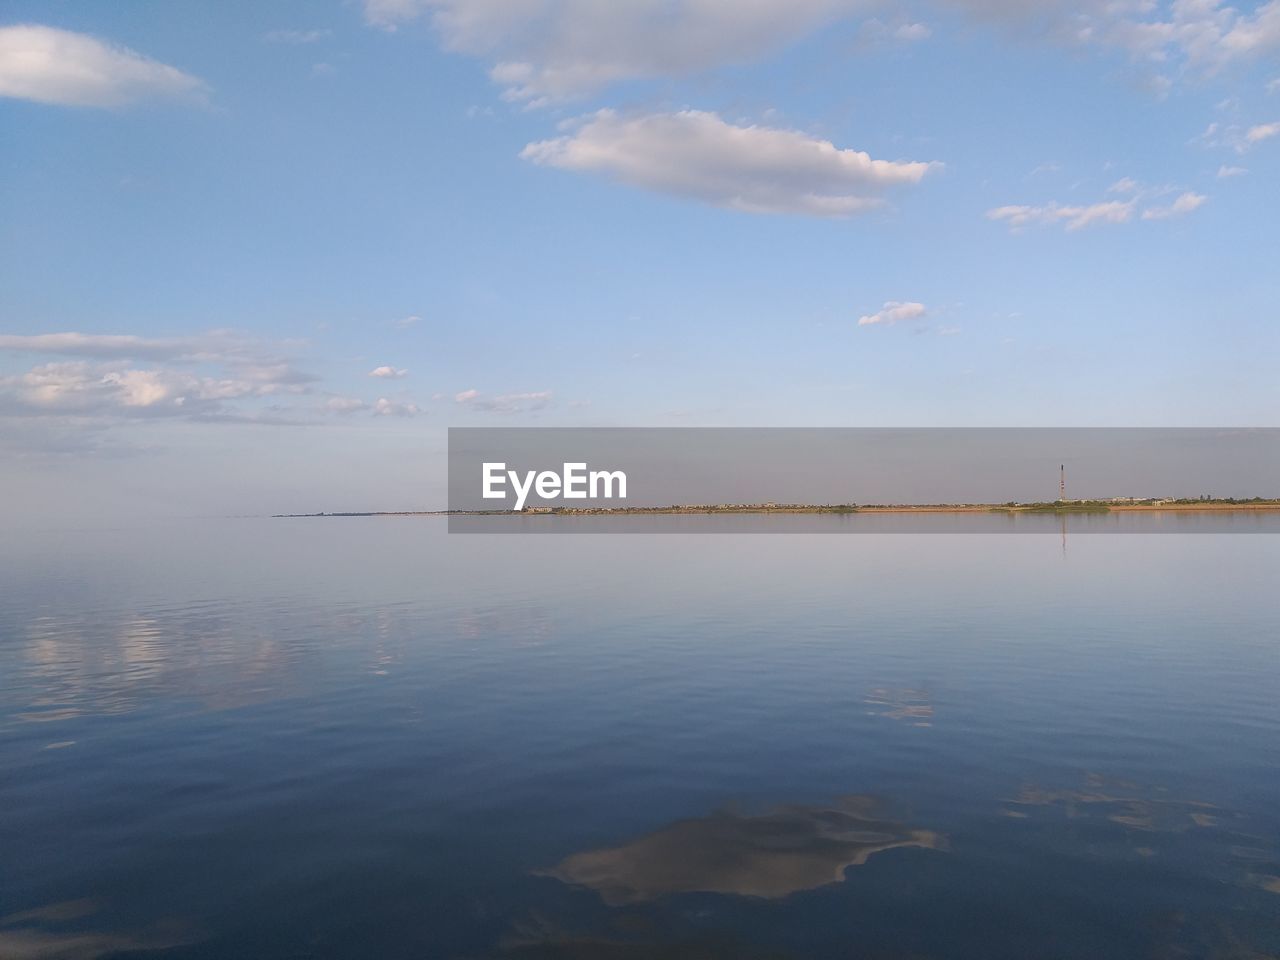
(2, 516, 1277, 958)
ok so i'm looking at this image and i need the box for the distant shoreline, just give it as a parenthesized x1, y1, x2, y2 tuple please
(274, 499, 1280, 518)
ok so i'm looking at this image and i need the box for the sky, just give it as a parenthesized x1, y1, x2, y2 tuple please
(1, 0, 1278, 520)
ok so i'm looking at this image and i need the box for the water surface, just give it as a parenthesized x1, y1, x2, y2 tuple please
(2, 518, 1277, 958)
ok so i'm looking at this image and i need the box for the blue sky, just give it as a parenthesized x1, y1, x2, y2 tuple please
(1, 0, 1278, 518)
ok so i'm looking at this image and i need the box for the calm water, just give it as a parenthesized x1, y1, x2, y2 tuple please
(2, 518, 1278, 959)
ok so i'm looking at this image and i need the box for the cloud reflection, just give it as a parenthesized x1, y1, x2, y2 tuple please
(0, 899, 194, 959)
(1001, 773, 1226, 833)
(864, 688, 933, 726)
(541, 795, 943, 905)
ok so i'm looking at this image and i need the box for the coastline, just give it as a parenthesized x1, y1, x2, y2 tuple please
(274, 501, 1280, 518)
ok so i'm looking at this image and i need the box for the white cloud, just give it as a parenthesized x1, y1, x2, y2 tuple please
(0, 360, 307, 420)
(455, 389, 553, 413)
(0, 331, 315, 381)
(362, 0, 868, 101)
(1141, 191, 1207, 219)
(859, 18, 933, 46)
(369, 365, 409, 378)
(1269, 77, 1280, 93)
(393, 314, 422, 328)
(233, 362, 316, 389)
(1246, 120, 1280, 143)
(989, 181, 1212, 229)
(0, 24, 205, 107)
(1194, 120, 1223, 146)
(0, 332, 208, 359)
(944, 0, 1280, 74)
(1217, 164, 1248, 177)
(858, 301, 928, 326)
(0, 330, 320, 430)
(1195, 118, 1280, 152)
(325, 396, 367, 414)
(373, 397, 420, 416)
(521, 109, 937, 217)
(895, 22, 932, 41)
(364, 0, 1280, 104)
(1212, 2, 1280, 63)
(987, 199, 1136, 231)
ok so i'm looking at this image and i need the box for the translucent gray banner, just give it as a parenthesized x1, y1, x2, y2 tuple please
(447, 428, 1280, 533)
